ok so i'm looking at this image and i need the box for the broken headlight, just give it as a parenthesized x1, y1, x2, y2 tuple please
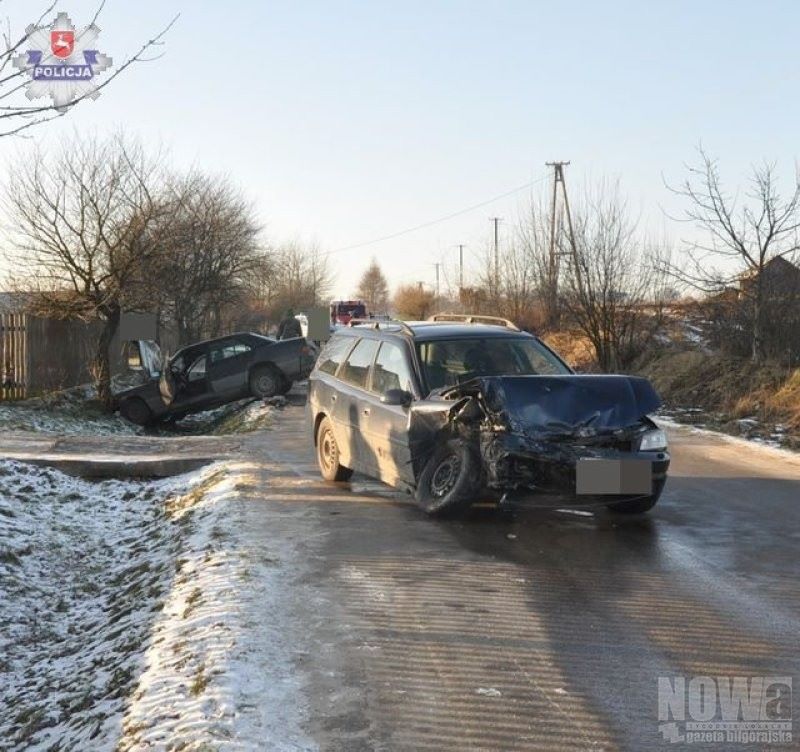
(638, 428, 668, 451)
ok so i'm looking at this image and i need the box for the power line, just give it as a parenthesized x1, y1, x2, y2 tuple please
(323, 172, 549, 257)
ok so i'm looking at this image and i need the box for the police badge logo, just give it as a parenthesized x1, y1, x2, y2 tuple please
(12, 12, 113, 111)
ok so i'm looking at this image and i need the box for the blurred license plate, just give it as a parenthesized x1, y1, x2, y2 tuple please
(576, 458, 652, 495)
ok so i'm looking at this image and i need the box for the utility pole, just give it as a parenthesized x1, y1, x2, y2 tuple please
(544, 161, 578, 326)
(433, 262, 441, 299)
(489, 217, 502, 296)
(456, 244, 466, 292)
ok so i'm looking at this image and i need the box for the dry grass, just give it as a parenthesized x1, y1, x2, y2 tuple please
(637, 349, 800, 427)
(542, 330, 599, 372)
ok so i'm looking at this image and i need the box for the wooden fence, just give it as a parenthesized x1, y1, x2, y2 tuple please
(0, 313, 27, 400)
(0, 314, 101, 400)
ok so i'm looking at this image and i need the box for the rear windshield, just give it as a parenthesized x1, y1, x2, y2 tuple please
(416, 336, 570, 391)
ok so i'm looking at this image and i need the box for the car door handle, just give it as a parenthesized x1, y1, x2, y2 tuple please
(363, 407, 370, 416)
(331, 394, 337, 402)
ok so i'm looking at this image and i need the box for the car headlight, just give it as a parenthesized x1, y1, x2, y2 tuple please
(638, 428, 668, 451)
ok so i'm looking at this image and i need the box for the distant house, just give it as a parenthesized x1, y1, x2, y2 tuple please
(738, 257, 800, 299)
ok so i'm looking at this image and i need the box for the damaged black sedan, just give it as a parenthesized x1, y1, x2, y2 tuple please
(116, 332, 316, 426)
(308, 315, 669, 516)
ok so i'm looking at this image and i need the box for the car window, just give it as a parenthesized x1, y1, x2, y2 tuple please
(371, 342, 414, 394)
(209, 340, 251, 363)
(339, 338, 379, 389)
(416, 337, 569, 391)
(317, 336, 355, 376)
(187, 354, 207, 382)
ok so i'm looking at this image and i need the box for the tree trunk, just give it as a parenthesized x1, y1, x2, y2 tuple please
(94, 307, 121, 411)
(751, 281, 764, 363)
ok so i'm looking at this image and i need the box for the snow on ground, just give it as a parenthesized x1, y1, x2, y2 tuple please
(656, 415, 800, 465)
(0, 386, 140, 435)
(167, 398, 282, 436)
(0, 459, 313, 750)
(657, 406, 797, 451)
(0, 388, 281, 437)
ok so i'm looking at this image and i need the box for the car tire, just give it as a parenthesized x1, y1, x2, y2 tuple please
(249, 364, 284, 399)
(316, 416, 353, 482)
(606, 490, 662, 514)
(415, 438, 479, 517)
(119, 397, 152, 426)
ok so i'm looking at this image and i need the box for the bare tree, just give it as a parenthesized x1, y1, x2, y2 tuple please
(393, 283, 437, 320)
(4, 132, 167, 407)
(251, 241, 332, 323)
(0, 3, 177, 138)
(516, 194, 556, 327)
(562, 181, 671, 371)
(154, 172, 263, 344)
(355, 258, 389, 313)
(666, 148, 800, 362)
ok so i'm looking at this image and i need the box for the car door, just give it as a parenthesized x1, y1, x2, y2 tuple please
(172, 348, 212, 408)
(361, 340, 417, 486)
(334, 337, 380, 475)
(206, 338, 253, 398)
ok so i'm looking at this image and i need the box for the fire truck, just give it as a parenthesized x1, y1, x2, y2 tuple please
(330, 300, 367, 326)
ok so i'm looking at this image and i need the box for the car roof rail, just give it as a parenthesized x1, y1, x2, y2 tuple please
(427, 313, 521, 332)
(347, 318, 415, 336)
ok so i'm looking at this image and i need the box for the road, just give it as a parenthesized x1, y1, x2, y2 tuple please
(241, 394, 800, 751)
(4, 393, 798, 750)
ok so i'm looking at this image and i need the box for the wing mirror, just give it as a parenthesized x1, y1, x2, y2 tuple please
(380, 388, 413, 407)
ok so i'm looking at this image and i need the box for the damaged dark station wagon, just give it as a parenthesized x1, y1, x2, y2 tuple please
(308, 315, 670, 516)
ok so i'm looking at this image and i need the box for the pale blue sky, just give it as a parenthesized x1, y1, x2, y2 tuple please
(2, 1, 798, 295)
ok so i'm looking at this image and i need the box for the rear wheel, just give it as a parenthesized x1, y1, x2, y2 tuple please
(415, 438, 479, 516)
(316, 416, 353, 481)
(119, 397, 152, 426)
(249, 364, 284, 399)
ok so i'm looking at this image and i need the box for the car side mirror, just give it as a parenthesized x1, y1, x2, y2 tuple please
(380, 388, 413, 407)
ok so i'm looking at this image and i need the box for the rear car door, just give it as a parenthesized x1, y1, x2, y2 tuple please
(361, 341, 416, 486)
(335, 338, 380, 474)
(206, 338, 253, 398)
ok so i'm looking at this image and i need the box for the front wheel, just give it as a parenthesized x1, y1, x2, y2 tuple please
(119, 397, 153, 426)
(316, 416, 353, 482)
(249, 364, 284, 399)
(415, 438, 479, 516)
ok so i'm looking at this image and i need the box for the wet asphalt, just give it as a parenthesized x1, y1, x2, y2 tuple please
(243, 395, 800, 752)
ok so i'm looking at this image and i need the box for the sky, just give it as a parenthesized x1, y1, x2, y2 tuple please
(1, 0, 799, 297)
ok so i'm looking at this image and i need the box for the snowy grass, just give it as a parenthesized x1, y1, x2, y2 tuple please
(0, 460, 197, 748)
(0, 385, 139, 435)
(164, 398, 280, 436)
(0, 388, 280, 437)
(0, 458, 313, 751)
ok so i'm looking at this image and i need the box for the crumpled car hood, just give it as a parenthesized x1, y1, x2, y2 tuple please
(478, 375, 662, 437)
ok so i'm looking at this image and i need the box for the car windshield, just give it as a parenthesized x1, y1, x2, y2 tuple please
(416, 336, 570, 392)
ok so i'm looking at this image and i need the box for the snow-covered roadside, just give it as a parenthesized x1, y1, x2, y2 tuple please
(656, 415, 800, 466)
(118, 460, 314, 751)
(1, 459, 313, 750)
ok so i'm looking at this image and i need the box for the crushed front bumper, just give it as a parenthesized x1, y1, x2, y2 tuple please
(483, 432, 670, 508)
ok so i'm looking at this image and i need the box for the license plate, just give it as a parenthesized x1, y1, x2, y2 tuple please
(576, 458, 652, 495)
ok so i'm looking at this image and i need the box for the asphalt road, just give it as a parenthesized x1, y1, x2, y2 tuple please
(241, 396, 800, 751)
